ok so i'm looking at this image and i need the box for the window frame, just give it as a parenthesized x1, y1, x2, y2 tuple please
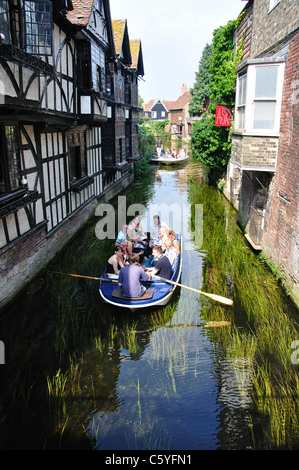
(268, 0, 280, 12)
(0, 123, 23, 197)
(234, 60, 285, 135)
(67, 130, 88, 183)
(0, 0, 53, 56)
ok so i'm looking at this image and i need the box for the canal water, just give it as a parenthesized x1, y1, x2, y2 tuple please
(0, 159, 298, 450)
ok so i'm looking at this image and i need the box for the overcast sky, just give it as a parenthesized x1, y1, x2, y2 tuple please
(110, 0, 247, 103)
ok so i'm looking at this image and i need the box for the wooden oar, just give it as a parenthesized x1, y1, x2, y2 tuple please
(50, 272, 118, 282)
(152, 275, 233, 306)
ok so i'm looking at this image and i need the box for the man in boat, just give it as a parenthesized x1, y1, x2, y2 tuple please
(150, 215, 167, 241)
(146, 245, 172, 280)
(118, 253, 151, 298)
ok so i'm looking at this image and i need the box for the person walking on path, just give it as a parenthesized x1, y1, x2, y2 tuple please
(156, 139, 163, 158)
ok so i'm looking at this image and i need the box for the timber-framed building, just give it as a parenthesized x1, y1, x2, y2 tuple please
(0, 0, 144, 307)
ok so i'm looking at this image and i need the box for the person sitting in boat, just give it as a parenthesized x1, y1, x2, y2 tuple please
(128, 216, 146, 239)
(150, 215, 167, 241)
(106, 246, 126, 278)
(157, 226, 170, 249)
(115, 224, 133, 255)
(168, 230, 180, 255)
(146, 245, 172, 280)
(164, 238, 179, 271)
(120, 239, 131, 263)
(118, 253, 151, 298)
(165, 148, 171, 157)
(116, 224, 128, 244)
(171, 150, 177, 158)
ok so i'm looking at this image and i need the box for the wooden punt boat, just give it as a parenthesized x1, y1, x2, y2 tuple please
(150, 154, 189, 165)
(99, 236, 182, 311)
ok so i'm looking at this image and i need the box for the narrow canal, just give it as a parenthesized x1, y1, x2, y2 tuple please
(0, 159, 298, 450)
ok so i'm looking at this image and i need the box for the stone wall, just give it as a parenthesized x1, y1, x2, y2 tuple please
(231, 134, 278, 169)
(250, 0, 299, 57)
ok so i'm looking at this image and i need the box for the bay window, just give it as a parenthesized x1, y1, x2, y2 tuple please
(235, 60, 285, 134)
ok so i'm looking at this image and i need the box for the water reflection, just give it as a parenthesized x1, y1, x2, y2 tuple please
(2, 159, 295, 449)
(76, 161, 252, 450)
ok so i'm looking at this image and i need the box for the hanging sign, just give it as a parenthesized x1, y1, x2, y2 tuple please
(215, 106, 232, 127)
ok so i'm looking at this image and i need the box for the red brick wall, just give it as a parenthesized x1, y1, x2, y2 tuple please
(236, 0, 253, 61)
(262, 31, 299, 301)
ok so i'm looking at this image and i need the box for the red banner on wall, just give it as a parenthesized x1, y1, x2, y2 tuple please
(215, 106, 232, 127)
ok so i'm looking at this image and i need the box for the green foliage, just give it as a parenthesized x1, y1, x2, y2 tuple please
(191, 113, 232, 169)
(189, 43, 212, 116)
(191, 18, 243, 170)
(209, 20, 240, 105)
(135, 123, 156, 178)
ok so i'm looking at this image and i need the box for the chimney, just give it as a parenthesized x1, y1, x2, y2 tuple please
(181, 84, 188, 95)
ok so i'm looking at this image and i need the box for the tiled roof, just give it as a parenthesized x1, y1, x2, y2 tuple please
(66, 0, 94, 26)
(169, 91, 191, 110)
(162, 100, 177, 111)
(129, 39, 140, 70)
(143, 99, 157, 112)
(112, 19, 127, 56)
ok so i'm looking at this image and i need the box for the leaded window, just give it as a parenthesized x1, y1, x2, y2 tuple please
(68, 130, 87, 183)
(23, 0, 53, 56)
(0, 124, 22, 195)
(0, 0, 53, 55)
(0, 0, 11, 44)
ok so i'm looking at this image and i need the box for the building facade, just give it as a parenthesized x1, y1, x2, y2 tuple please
(142, 99, 169, 120)
(0, 0, 144, 308)
(225, 0, 299, 303)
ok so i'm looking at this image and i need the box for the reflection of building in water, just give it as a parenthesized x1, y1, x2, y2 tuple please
(155, 171, 163, 183)
(176, 163, 207, 194)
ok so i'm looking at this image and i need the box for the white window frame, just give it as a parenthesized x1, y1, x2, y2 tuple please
(235, 60, 285, 136)
(269, 0, 280, 12)
(151, 111, 157, 119)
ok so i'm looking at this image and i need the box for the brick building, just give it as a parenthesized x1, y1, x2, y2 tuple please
(0, 0, 144, 308)
(225, 0, 299, 304)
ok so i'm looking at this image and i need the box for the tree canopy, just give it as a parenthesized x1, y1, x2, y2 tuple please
(189, 43, 212, 117)
(191, 19, 243, 170)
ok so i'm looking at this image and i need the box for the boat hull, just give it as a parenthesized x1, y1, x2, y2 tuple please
(99, 237, 182, 311)
(150, 155, 189, 165)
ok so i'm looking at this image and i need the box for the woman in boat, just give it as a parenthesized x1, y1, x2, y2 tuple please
(168, 230, 180, 255)
(120, 239, 130, 263)
(106, 246, 125, 278)
(158, 226, 170, 250)
(164, 238, 179, 271)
